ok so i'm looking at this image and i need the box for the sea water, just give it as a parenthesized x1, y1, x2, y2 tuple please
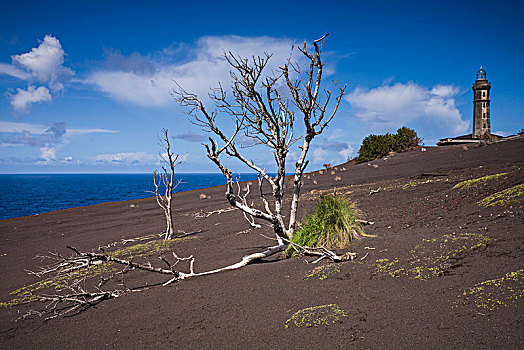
(0, 173, 260, 220)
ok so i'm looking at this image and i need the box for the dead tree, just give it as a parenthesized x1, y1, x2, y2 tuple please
(153, 128, 181, 239)
(175, 32, 346, 247)
(13, 35, 355, 321)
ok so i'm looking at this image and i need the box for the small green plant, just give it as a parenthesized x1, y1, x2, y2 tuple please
(373, 233, 494, 280)
(355, 126, 421, 163)
(477, 183, 524, 207)
(456, 269, 524, 311)
(402, 181, 416, 190)
(304, 264, 341, 280)
(287, 195, 363, 256)
(374, 258, 404, 278)
(453, 173, 507, 189)
(285, 304, 346, 328)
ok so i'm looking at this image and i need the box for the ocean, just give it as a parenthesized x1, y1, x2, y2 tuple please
(0, 173, 260, 220)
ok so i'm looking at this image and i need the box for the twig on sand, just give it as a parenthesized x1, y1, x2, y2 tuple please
(281, 237, 357, 263)
(194, 207, 237, 218)
(368, 187, 381, 195)
(356, 219, 375, 225)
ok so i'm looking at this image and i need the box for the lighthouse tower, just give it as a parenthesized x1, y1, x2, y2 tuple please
(472, 66, 491, 138)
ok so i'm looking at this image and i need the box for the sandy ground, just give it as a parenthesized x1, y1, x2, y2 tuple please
(1, 137, 523, 349)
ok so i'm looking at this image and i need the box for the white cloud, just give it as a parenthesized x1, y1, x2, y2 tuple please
(86, 35, 297, 107)
(88, 70, 172, 107)
(309, 139, 355, 166)
(35, 146, 81, 165)
(0, 62, 31, 80)
(173, 132, 207, 142)
(430, 85, 459, 98)
(0, 121, 117, 136)
(338, 146, 354, 160)
(11, 34, 74, 91)
(92, 152, 159, 165)
(68, 128, 118, 135)
(328, 128, 345, 140)
(61, 155, 80, 164)
(311, 144, 354, 166)
(313, 148, 329, 164)
(0, 35, 74, 112)
(9, 86, 52, 111)
(160, 152, 190, 167)
(0, 121, 48, 134)
(36, 145, 57, 164)
(346, 82, 469, 135)
(0, 120, 116, 166)
(287, 150, 298, 162)
(0, 121, 118, 148)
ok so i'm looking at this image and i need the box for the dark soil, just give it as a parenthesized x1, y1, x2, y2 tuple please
(1, 138, 523, 349)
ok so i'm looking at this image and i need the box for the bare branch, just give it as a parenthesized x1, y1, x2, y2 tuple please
(280, 237, 357, 263)
(154, 128, 181, 239)
(175, 33, 347, 241)
(236, 180, 261, 229)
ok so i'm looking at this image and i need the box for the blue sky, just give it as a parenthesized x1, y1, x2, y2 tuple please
(1, 0, 522, 173)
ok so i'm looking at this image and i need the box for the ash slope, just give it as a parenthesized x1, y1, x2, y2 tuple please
(1, 138, 523, 349)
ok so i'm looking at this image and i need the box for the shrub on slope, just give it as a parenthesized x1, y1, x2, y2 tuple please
(355, 126, 421, 164)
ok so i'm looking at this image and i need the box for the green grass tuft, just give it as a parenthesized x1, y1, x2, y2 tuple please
(288, 195, 363, 256)
(453, 173, 507, 189)
(477, 183, 524, 207)
(285, 304, 346, 328)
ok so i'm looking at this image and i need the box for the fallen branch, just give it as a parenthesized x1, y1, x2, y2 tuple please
(22, 230, 358, 320)
(368, 187, 381, 195)
(194, 207, 237, 218)
(356, 219, 375, 225)
(33, 239, 290, 289)
(163, 240, 287, 285)
(281, 237, 357, 263)
(21, 241, 289, 319)
(21, 268, 159, 321)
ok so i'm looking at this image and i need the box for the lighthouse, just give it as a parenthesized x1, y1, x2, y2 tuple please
(472, 66, 491, 138)
(438, 66, 520, 146)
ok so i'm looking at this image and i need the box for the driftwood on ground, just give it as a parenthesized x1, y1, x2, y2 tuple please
(21, 231, 357, 320)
